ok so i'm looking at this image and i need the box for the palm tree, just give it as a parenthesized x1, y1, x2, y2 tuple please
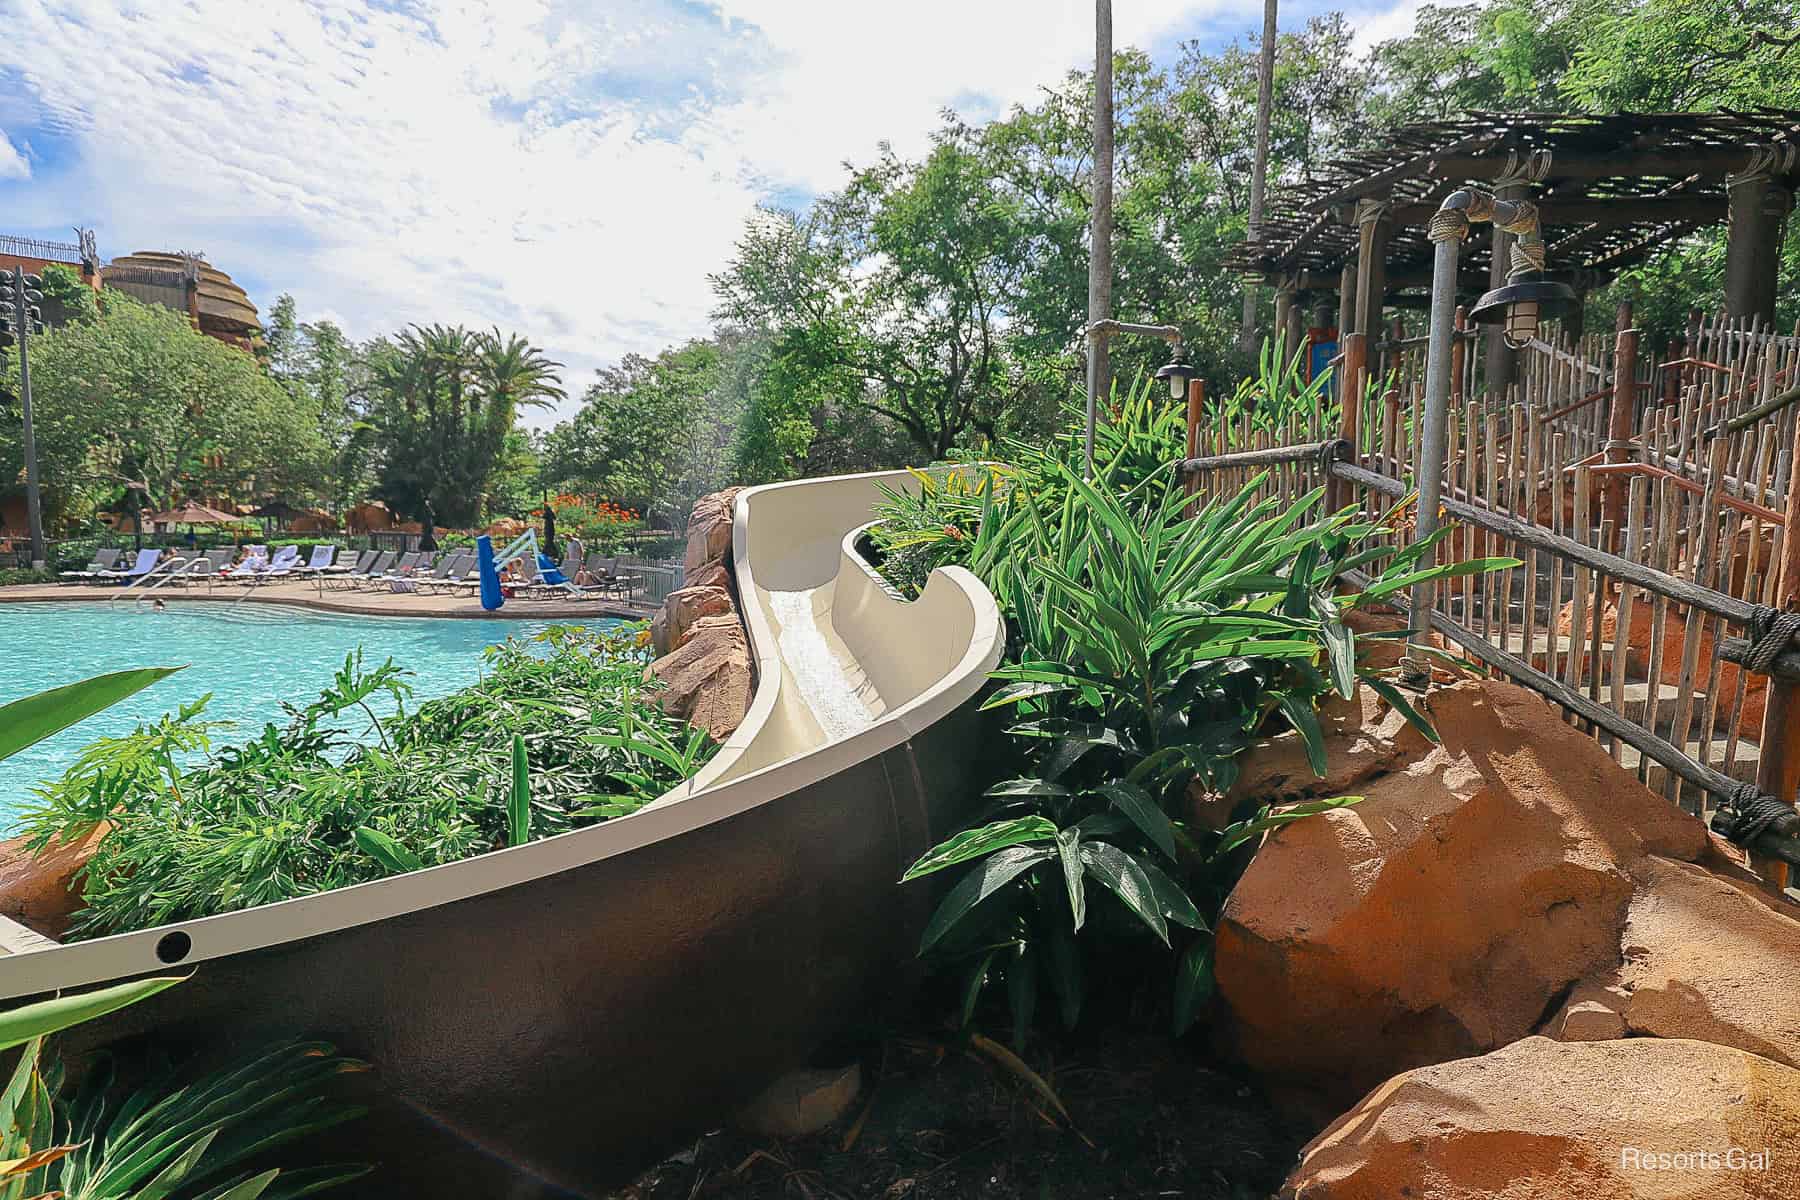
(370, 326, 563, 540)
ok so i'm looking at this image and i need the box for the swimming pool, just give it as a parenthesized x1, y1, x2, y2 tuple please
(0, 602, 621, 821)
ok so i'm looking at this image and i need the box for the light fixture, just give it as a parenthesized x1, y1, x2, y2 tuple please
(1469, 272, 1578, 349)
(1154, 348, 1199, 400)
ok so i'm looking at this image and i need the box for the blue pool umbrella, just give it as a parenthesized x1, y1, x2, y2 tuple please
(477, 535, 503, 611)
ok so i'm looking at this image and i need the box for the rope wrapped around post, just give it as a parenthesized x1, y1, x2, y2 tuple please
(1712, 782, 1800, 867)
(1744, 607, 1800, 675)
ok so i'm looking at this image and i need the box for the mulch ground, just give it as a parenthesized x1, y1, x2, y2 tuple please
(608, 1025, 1306, 1200)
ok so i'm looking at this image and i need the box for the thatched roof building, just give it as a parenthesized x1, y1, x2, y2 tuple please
(102, 250, 262, 350)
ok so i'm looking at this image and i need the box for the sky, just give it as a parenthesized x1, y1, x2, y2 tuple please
(0, 0, 1421, 424)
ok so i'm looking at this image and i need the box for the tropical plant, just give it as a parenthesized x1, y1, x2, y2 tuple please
(365, 324, 564, 532)
(22, 625, 715, 938)
(893, 388, 1510, 1042)
(1, 1023, 368, 1200)
(0, 668, 183, 766)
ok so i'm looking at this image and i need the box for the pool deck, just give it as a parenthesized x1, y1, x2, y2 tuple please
(0, 580, 655, 621)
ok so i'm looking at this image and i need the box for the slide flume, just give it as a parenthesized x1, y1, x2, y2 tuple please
(0, 469, 1005, 1199)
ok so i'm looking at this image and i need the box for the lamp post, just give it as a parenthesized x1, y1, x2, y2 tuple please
(1083, 319, 1184, 477)
(1, 268, 47, 569)
(1405, 189, 1576, 681)
(1154, 348, 1200, 401)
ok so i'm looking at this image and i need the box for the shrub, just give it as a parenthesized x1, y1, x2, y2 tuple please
(22, 624, 714, 938)
(890, 372, 1509, 1043)
(0, 567, 53, 586)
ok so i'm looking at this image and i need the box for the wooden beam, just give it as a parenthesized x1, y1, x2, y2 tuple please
(1307, 145, 1783, 214)
(1585, 221, 1706, 273)
(1390, 194, 1727, 227)
(1303, 132, 1503, 211)
(1429, 148, 1769, 183)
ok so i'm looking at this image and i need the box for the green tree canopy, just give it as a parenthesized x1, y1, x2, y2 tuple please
(2, 293, 324, 520)
(365, 325, 563, 530)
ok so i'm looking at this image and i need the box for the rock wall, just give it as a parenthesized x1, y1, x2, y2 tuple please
(1211, 678, 1800, 1196)
(1283, 1036, 1800, 1199)
(644, 488, 753, 744)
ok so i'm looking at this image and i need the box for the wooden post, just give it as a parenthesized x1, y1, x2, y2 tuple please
(1184, 378, 1205, 508)
(1450, 306, 1469, 405)
(1565, 286, 1588, 342)
(1284, 299, 1305, 365)
(1603, 301, 1638, 541)
(1331, 332, 1368, 511)
(1353, 199, 1391, 342)
(1337, 262, 1357, 344)
(1754, 412, 1800, 893)
(1185, 378, 1204, 461)
(1725, 160, 1791, 325)
(1273, 287, 1294, 357)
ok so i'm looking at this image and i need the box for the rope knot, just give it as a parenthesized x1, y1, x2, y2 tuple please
(1716, 782, 1796, 847)
(1745, 606, 1800, 675)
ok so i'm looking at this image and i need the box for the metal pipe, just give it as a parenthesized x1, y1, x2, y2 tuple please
(1404, 211, 1467, 680)
(1331, 458, 1764, 629)
(1083, 320, 1183, 478)
(1343, 566, 1764, 813)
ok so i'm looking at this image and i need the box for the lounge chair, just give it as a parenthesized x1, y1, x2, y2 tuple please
(60, 547, 121, 583)
(522, 552, 583, 599)
(366, 551, 424, 590)
(218, 551, 273, 585)
(162, 548, 233, 588)
(406, 553, 464, 594)
(419, 552, 473, 594)
(98, 549, 163, 584)
(294, 545, 337, 579)
(333, 550, 394, 591)
(318, 546, 358, 575)
(258, 545, 302, 582)
(324, 550, 378, 589)
(219, 545, 298, 584)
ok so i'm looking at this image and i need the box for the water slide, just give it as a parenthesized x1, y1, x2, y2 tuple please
(0, 469, 1005, 1198)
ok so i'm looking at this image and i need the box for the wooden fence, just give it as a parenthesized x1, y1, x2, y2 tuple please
(1181, 307, 1800, 896)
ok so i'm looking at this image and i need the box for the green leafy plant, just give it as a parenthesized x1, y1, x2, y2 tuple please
(896, 383, 1512, 1041)
(0, 979, 187, 1200)
(22, 625, 715, 938)
(0, 668, 183, 765)
(1, 1035, 368, 1200)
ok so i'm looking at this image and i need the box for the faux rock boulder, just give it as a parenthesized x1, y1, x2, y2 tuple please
(1214, 679, 1719, 1109)
(0, 826, 107, 941)
(644, 613, 753, 743)
(650, 585, 734, 658)
(1281, 1036, 1800, 1200)
(682, 486, 742, 577)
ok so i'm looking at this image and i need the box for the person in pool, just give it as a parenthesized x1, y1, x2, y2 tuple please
(151, 599, 167, 613)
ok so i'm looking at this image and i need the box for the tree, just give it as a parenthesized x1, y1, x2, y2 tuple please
(366, 325, 562, 535)
(713, 136, 1034, 460)
(264, 294, 373, 512)
(1, 292, 323, 525)
(542, 337, 735, 527)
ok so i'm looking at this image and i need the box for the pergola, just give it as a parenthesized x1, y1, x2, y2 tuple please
(1225, 110, 1800, 389)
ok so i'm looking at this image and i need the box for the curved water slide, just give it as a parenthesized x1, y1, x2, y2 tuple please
(0, 470, 1005, 1198)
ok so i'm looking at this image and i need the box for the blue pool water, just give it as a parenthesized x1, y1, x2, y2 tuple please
(0, 602, 620, 821)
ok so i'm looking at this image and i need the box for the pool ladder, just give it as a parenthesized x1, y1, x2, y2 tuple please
(114, 557, 218, 606)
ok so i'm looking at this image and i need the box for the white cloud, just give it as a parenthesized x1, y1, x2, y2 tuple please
(1343, 0, 1425, 53)
(0, 131, 27, 180)
(0, 0, 1305, 422)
